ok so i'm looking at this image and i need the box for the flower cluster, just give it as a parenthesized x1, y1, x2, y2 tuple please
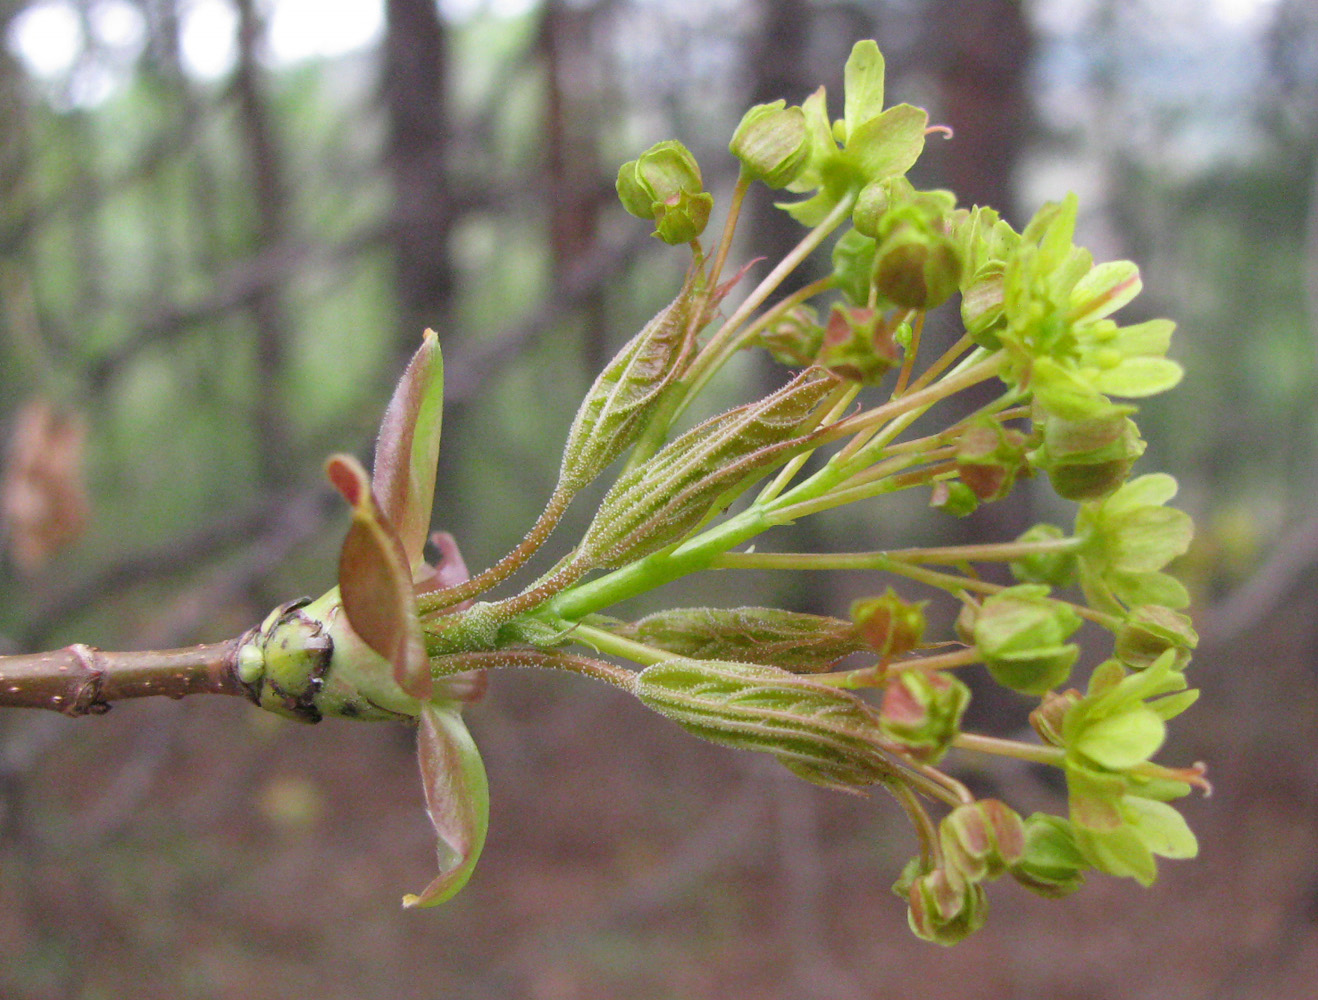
(228, 39, 1204, 944)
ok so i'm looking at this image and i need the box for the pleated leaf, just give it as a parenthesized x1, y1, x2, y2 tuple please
(635, 658, 894, 789)
(559, 283, 694, 491)
(580, 368, 840, 567)
(618, 606, 865, 673)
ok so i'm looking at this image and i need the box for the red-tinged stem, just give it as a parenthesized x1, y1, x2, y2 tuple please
(417, 487, 573, 613)
(428, 648, 637, 691)
(0, 640, 246, 716)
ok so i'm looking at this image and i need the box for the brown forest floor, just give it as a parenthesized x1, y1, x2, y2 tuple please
(2, 596, 1316, 1000)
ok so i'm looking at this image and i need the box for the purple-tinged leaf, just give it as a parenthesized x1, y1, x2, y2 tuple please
(327, 453, 432, 700)
(403, 703, 490, 908)
(372, 329, 445, 565)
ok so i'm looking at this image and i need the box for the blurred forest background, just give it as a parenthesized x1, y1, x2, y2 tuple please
(0, 0, 1316, 997)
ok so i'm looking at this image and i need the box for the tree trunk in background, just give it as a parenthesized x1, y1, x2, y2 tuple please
(233, 0, 293, 486)
(539, 0, 608, 375)
(925, 0, 1035, 546)
(382, 0, 456, 350)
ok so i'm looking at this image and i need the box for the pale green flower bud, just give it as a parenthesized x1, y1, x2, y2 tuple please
(730, 101, 809, 188)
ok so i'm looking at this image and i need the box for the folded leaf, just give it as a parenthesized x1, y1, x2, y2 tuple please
(580, 368, 841, 567)
(372, 329, 445, 565)
(403, 703, 490, 908)
(559, 283, 694, 492)
(327, 453, 432, 699)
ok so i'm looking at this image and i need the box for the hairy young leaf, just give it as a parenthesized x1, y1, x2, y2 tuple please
(559, 283, 694, 491)
(618, 606, 866, 673)
(579, 368, 841, 567)
(635, 658, 895, 788)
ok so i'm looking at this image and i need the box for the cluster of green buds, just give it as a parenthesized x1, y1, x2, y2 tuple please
(229, 40, 1205, 943)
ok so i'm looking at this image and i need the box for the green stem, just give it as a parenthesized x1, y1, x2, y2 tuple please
(953, 732, 1066, 767)
(882, 535, 1084, 566)
(705, 172, 751, 294)
(566, 622, 671, 667)
(417, 486, 573, 613)
(819, 646, 981, 689)
(429, 648, 638, 691)
(681, 192, 857, 403)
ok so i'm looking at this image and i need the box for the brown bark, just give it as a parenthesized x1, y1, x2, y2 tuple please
(382, 0, 456, 345)
(0, 639, 246, 716)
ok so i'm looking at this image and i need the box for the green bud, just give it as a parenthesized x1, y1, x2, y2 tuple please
(1115, 605, 1198, 670)
(850, 588, 926, 660)
(635, 658, 895, 789)
(1031, 411, 1146, 502)
(831, 228, 878, 305)
(730, 101, 810, 188)
(619, 606, 867, 673)
(902, 866, 987, 946)
(818, 304, 902, 384)
(852, 178, 893, 238)
(238, 599, 334, 723)
(931, 479, 979, 517)
(960, 266, 1007, 346)
(1009, 813, 1087, 898)
(1029, 688, 1082, 746)
(653, 188, 714, 245)
(955, 418, 1028, 503)
(874, 223, 961, 310)
(878, 669, 970, 763)
(940, 800, 1026, 882)
(757, 304, 824, 367)
(973, 584, 1082, 695)
(616, 140, 712, 244)
(1010, 523, 1078, 588)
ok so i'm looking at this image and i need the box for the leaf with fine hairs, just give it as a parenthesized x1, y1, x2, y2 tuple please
(403, 702, 490, 908)
(579, 367, 841, 567)
(558, 281, 694, 492)
(371, 329, 445, 566)
(327, 453, 432, 700)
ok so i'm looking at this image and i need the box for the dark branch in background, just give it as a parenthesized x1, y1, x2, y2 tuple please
(18, 489, 333, 650)
(233, 0, 295, 486)
(22, 228, 649, 645)
(383, 0, 457, 350)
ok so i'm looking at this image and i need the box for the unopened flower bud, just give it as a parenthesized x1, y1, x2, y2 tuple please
(902, 865, 987, 946)
(1031, 412, 1145, 502)
(850, 588, 926, 659)
(1115, 605, 1198, 670)
(757, 305, 824, 367)
(931, 480, 979, 517)
(940, 800, 1026, 882)
(874, 223, 961, 310)
(1028, 688, 1082, 746)
(729, 101, 809, 188)
(1009, 813, 1087, 898)
(879, 669, 970, 763)
(818, 305, 901, 384)
(955, 418, 1028, 503)
(961, 266, 1007, 346)
(616, 140, 713, 244)
(1010, 523, 1077, 588)
(973, 585, 1082, 695)
(852, 178, 894, 238)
